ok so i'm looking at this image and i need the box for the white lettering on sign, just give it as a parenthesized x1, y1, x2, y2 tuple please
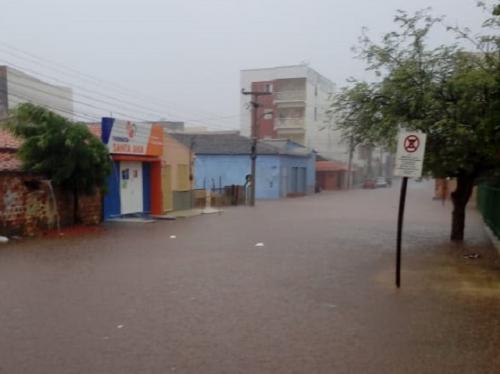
(394, 131, 427, 178)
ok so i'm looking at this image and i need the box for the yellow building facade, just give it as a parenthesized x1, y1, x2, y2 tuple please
(161, 133, 194, 212)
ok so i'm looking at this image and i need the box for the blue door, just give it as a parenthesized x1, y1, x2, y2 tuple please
(103, 161, 121, 219)
(142, 163, 151, 213)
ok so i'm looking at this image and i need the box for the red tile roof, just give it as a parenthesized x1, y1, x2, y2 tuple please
(316, 160, 348, 172)
(0, 129, 22, 149)
(0, 125, 102, 172)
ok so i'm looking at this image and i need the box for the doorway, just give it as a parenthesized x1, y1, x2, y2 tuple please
(120, 161, 144, 214)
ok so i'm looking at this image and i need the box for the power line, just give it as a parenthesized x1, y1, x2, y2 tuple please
(7, 76, 241, 131)
(0, 41, 330, 132)
(2, 59, 239, 131)
(4, 89, 99, 122)
(3, 85, 241, 134)
(2, 60, 171, 120)
(0, 42, 239, 129)
(6, 79, 148, 122)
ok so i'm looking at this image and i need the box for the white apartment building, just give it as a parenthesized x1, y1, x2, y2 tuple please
(240, 64, 350, 162)
(0, 66, 73, 119)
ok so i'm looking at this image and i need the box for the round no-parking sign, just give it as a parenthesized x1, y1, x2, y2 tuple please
(394, 131, 427, 178)
(403, 135, 420, 153)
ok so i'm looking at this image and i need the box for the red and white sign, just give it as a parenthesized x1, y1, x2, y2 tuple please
(403, 135, 420, 153)
(394, 131, 426, 178)
(106, 120, 163, 156)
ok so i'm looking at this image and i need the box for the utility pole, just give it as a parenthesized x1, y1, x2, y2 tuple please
(241, 88, 271, 206)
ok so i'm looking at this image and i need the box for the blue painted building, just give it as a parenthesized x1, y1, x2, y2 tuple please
(170, 133, 315, 199)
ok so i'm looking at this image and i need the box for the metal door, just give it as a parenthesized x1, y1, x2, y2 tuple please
(280, 167, 288, 197)
(290, 167, 298, 193)
(297, 167, 306, 193)
(120, 161, 143, 214)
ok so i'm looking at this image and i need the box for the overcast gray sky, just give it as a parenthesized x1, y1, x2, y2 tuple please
(0, 0, 489, 129)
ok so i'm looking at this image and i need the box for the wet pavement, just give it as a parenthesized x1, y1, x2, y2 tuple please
(1, 179, 499, 374)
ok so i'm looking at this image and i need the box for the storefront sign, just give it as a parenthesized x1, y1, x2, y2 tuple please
(101, 118, 163, 156)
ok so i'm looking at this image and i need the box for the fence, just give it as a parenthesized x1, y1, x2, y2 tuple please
(171, 186, 247, 211)
(477, 184, 500, 239)
(208, 185, 246, 207)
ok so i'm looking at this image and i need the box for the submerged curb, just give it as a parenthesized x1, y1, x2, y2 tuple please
(483, 224, 500, 256)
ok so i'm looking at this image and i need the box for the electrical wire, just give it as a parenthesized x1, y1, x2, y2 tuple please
(2, 60, 239, 130)
(0, 42, 240, 129)
(3, 86, 240, 135)
(6, 79, 150, 122)
(0, 42, 330, 131)
(5, 91, 99, 122)
(7, 79, 242, 132)
(0, 43, 330, 133)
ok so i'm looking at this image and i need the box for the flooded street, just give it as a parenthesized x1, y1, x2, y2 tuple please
(1, 180, 499, 373)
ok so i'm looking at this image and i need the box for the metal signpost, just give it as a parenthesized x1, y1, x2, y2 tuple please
(393, 131, 427, 288)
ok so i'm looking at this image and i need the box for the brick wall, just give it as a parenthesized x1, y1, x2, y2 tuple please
(0, 174, 102, 236)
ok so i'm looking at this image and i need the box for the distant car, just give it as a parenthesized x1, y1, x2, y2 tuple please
(375, 177, 388, 188)
(363, 179, 376, 189)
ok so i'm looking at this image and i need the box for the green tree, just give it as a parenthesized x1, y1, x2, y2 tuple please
(330, 3, 500, 241)
(4, 103, 111, 223)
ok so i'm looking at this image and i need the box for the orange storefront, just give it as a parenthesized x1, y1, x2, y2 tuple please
(101, 118, 164, 219)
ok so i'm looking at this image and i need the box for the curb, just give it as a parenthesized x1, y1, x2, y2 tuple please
(484, 224, 500, 256)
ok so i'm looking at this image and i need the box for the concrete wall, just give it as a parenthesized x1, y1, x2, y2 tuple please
(0, 174, 101, 236)
(194, 154, 281, 199)
(4, 66, 73, 119)
(162, 133, 193, 191)
(304, 70, 347, 162)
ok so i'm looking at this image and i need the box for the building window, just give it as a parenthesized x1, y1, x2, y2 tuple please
(314, 85, 318, 96)
(314, 107, 317, 121)
(265, 83, 273, 93)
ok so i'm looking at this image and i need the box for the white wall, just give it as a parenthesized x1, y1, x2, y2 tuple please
(239, 65, 351, 163)
(6, 67, 73, 119)
(240, 65, 309, 137)
(303, 68, 348, 162)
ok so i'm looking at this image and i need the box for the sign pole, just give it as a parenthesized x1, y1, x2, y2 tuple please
(393, 130, 427, 289)
(396, 176, 408, 288)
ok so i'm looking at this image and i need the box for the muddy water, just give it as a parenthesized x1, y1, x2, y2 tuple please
(0, 179, 499, 373)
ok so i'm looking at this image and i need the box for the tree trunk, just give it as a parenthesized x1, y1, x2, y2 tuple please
(73, 187, 80, 225)
(450, 173, 475, 242)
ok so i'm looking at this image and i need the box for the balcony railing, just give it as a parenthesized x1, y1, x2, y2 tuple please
(274, 117, 305, 129)
(274, 90, 306, 102)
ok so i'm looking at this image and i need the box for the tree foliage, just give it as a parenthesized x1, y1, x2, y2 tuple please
(4, 103, 111, 195)
(330, 2, 500, 241)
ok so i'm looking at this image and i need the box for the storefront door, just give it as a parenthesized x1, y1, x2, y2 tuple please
(120, 161, 144, 214)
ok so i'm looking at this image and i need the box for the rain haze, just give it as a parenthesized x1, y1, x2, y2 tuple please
(1, 1, 500, 373)
(0, 0, 487, 128)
